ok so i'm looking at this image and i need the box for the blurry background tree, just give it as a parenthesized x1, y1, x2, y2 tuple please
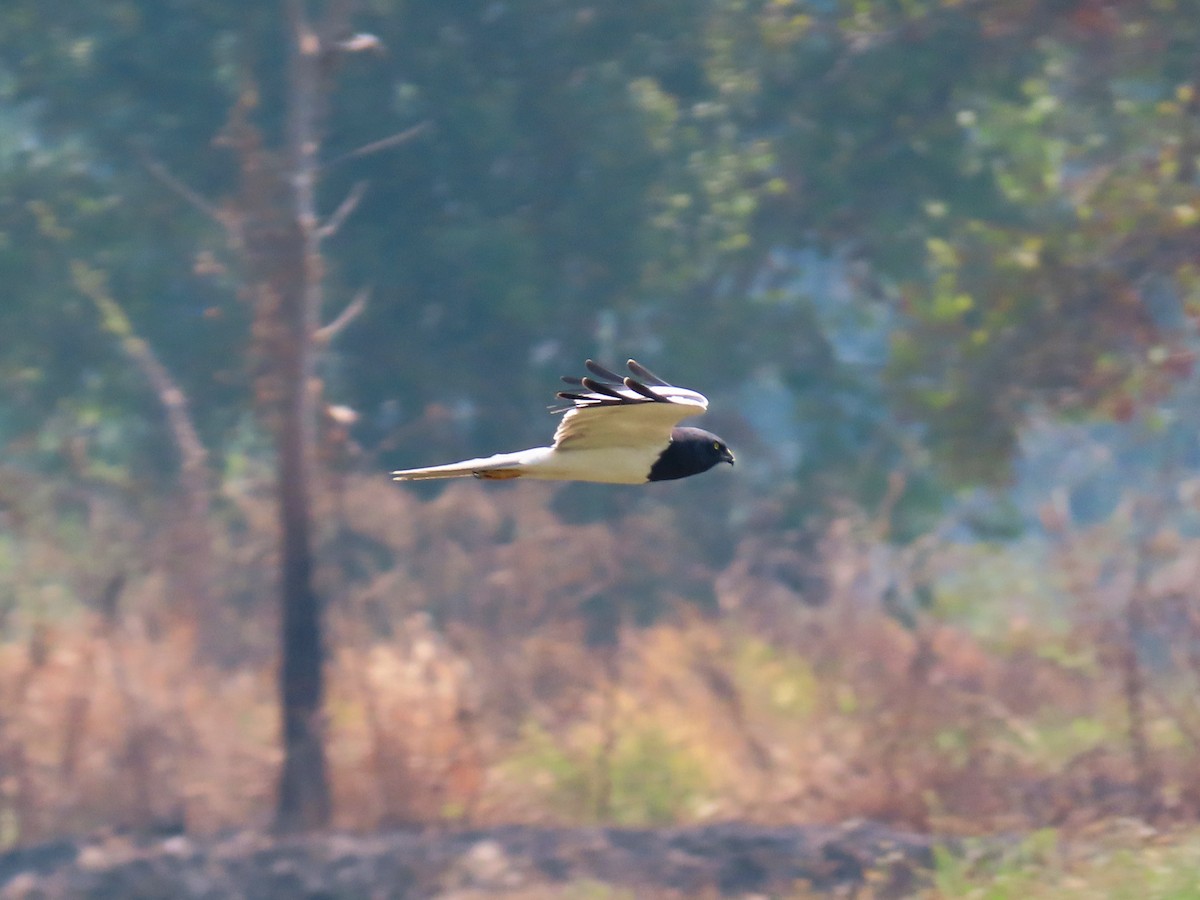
(5, 1, 1199, 525)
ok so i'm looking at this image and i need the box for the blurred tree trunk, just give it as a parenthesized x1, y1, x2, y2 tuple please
(228, 106, 331, 832)
(270, 0, 359, 833)
(222, 0, 362, 832)
(271, 0, 330, 833)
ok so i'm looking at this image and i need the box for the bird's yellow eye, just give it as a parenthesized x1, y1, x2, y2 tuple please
(713, 441, 721, 450)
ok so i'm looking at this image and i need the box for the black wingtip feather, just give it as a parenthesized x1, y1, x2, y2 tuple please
(627, 359, 669, 386)
(581, 377, 628, 399)
(558, 358, 678, 409)
(623, 377, 665, 402)
(585, 359, 626, 383)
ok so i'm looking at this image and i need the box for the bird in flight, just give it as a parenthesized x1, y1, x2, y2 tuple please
(391, 359, 734, 484)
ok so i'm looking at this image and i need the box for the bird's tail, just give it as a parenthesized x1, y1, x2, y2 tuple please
(391, 448, 546, 481)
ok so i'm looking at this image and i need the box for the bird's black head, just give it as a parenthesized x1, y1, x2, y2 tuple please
(647, 426, 735, 482)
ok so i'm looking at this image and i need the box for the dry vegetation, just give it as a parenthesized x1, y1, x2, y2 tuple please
(1, 464, 1200, 852)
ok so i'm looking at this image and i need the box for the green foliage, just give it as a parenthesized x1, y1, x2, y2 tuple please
(504, 719, 711, 826)
(886, 5, 1200, 479)
(932, 828, 1200, 899)
(733, 635, 820, 718)
(3, 0, 1200, 527)
(928, 541, 1066, 634)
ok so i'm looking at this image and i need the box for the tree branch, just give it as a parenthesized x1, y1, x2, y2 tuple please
(317, 179, 368, 240)
(71, 261, 210, 485)
(138, 151, 228, 230)
(315, 286, 369, 345)
(322, 120, 431, 170)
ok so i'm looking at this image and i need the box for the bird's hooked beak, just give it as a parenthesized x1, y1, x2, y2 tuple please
(721, 448, 735, 466)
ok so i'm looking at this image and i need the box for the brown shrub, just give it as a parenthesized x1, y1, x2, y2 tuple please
(1, 472, 1199, 844)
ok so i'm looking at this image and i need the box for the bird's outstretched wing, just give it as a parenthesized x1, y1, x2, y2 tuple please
(391, 359, 711, 483)
(551, 359, 708, 451)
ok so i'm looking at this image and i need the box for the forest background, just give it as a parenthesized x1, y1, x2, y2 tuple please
(4, 0, 1200, 887)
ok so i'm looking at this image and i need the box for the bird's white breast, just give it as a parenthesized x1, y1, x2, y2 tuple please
(517, 446, 663, 484)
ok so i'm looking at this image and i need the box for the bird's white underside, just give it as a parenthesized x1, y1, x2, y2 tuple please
(391, 368, 709, 484)
(390, 446, 664, 484)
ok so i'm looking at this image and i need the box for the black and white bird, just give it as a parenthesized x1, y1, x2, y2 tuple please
(391, 359, 735, 484)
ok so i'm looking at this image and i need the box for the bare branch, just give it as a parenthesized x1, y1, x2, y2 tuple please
(139, 152, 226, 228)
(333, 33, 384, 54)
(323, 120, 431, 171)
(315, 286, 370, 345)
(71, 260, 210, 490)
(317, 180, 368, 240)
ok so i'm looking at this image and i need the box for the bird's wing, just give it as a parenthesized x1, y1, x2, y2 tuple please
(391, 360, 708, 484)
(552, 359, 708, 452)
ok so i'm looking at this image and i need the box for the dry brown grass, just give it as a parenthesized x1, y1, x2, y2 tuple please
(1, 470, 1200, 846)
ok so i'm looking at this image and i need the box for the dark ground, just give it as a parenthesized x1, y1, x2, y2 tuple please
(0, 821, 940, 898)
